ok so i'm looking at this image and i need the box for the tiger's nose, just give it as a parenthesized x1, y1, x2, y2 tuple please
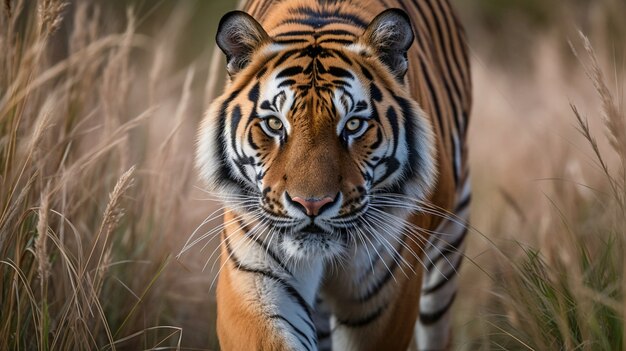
(288, 194, 336, 216)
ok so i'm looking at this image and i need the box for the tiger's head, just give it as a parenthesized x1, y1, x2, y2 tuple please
(197, 8, 436, 262)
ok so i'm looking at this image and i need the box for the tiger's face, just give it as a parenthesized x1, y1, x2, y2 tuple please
(197, 9, 435, 262)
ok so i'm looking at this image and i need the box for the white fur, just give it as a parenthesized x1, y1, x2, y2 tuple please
(196, 102, 228, 191)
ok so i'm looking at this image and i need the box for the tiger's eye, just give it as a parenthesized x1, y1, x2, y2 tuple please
(345, 118, 362, 132)
(267, 117, 283, 131)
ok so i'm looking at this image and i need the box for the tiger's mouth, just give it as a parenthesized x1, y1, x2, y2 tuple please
(286, 219, 335, 237)
(279, 221, 347, 261)
(257, 199, 371, 234)
(299, 223, 327, 234)
(269, 202, 376, 261)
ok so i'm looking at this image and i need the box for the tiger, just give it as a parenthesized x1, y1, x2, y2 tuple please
(196, 0, 471, 350)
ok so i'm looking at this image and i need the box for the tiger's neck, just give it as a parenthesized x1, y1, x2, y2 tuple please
(222, 210, 326, 305)
(221, 205, 422, 308)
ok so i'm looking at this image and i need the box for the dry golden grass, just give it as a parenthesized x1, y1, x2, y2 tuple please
(454, 33, 625, 351)
(0, 0, 211, 349)
(0, 1, 623, 350)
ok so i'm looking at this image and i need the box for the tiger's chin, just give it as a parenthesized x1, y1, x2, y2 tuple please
(279, 228, 347, 263)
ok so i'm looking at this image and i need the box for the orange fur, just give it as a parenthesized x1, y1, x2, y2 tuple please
(217, 212, 294, 351)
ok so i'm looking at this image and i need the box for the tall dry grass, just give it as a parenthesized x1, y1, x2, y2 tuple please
(455, 34, 625, 350)
(0, 0, 212, 349)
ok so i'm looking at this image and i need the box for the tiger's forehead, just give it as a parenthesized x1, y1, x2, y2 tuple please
(270, 26, 361, 45)
(258, 43, 371, 122)
(262, 42, 362, 94)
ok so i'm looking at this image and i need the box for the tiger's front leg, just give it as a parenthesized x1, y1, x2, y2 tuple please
(216, 210, 324, 351)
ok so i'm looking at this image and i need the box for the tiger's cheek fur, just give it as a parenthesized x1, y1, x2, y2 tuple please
(257, 147, 289, 215)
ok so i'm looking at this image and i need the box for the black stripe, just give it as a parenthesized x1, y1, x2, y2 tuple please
(247, 127, 260, 150)
(419, 59, 448, 158)
(370, 109, 402, 187)
(216, 90, 246, 189)
(455, 193, 471, 212)
(275, 30, 316, 37)
(424, 0, 465, 103)
(354, 101, 368, 113)
(435, 0, 470, 102)
(420, 61, 443, 128)
(277, 66, 304, 78)
(427, 0, 466, 139)
(256, 66, 268, 79)
(287, 6, 368, 28)
(332, 80, 351, 88)
(225, 235, 282, 281)
(269, 315, 315, 351)
(327, 66, 354, 79)
(318, 38, 354, 45)
(279, 17, 364, 29)
(278, 79, 296, 88)
(298, 312, 317, 338)
(360, 64, 373, 80)
(337, 304, 386, 328)
(248, 82, 260, 102)
(412, 0, 462, 185)
(419, 292, 456, 325)
(260, 100, 272, 111)
(223, 237, 313, 321)
(421, 253, 463, 294)
(274, 49, 300, 67)
(230, 105, 242, 153)
(355, 236, 385, 279)
(369, 83, 382, 102)
(281, 285, 312, 318)
(440, 0, 472, 92)
(392, 94, 422, 183)
(316, 330, 331, 339)
(356, 238, 405, 302)
(254, 0, 273, 20)
(314, 29, 358, 37)
(423, 227, 468, 271)
(237, 218, 293, 275)
(332, 49, 353, 65)
(274, 29, 357, 38)
(275, 38, 310, 44)
(386, 106, 399, 154)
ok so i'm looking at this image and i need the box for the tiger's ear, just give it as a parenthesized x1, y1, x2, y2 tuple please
(216, 11, 270, 77)
(362, 9, 414, 80)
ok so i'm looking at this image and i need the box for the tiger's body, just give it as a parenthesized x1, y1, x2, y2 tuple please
(196, 0, 471, 350)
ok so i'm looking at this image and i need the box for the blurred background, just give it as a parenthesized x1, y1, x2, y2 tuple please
(1, 0, 624, 349)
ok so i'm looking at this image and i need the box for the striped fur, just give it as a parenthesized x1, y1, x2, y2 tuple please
(196, 0, 471, 350)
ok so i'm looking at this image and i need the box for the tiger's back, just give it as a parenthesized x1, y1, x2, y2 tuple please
(197, 0, 471, 350)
